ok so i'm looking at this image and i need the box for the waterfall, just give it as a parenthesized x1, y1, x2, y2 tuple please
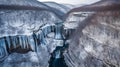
(0, 22, 73, 67)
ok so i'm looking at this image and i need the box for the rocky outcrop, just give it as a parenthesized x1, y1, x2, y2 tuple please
(1, 0, 120, 67)
(0, 0, 63, 67)
(64, 10, 120, 67)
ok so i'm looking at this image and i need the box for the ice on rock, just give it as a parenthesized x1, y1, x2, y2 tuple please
(0, 22, 70, 64)
(5, 37, 11, 49)
(20, 36, 28, 49)
(38, 32, 46, 45)
(10, 36, 17, 48)
(55, 50, 61, 59)
(63, 29, 75, 39)
(0, 38, 8, 61)
(28, 36, 36, 51)
(54, 23, 63, 40)
(18, 36, 23, 48)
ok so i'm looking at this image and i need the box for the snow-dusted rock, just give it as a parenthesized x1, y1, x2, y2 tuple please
(64, 11, 120, 67)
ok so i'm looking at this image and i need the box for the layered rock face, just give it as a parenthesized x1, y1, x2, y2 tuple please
(64, 11, 120, 67)
(0, 9, 63, 66)
(0, 0, 63, 67)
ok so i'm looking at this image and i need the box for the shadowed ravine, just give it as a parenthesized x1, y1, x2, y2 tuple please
(1, 0, 120, 67)
(0, 22, 73, 67)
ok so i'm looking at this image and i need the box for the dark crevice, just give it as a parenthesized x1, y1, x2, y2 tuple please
(49, 40, 69, 67)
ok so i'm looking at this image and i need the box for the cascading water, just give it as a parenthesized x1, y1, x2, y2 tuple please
(54, 23, 64, 40)
(49, 46, 68, 67)
(0, 22, 73, 67)
(49, 41, 69, 67)
(49, 22, 70, 67)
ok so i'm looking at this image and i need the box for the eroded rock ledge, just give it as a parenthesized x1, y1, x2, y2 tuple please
(64, 11, 120, 67)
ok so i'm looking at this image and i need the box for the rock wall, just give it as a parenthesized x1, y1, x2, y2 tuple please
(0, 9, 61, 67)
(64, 11, 120, 67)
